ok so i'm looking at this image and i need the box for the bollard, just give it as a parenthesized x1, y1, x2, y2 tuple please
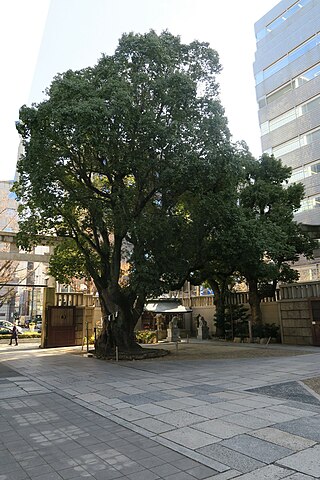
(86, 322, 89, 353)
(175, 342, 178, 353)
(115, 346, 119, 362)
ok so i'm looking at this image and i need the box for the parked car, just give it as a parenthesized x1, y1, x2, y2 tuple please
(0, 320, 23, 334)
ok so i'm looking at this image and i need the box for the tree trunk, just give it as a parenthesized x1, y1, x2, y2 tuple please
(211, 279, 228, 337)
(248, 279, 263, 325)
(95, 289, 144, 357)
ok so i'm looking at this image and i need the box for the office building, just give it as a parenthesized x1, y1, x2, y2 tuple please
(254, 0, 320, 281)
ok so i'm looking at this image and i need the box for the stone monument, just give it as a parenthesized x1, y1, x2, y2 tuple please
(197, 315, 209, 340)
(167, 315, 180, 342)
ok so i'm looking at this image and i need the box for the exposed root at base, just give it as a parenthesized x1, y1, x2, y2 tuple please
(94, 347, 170, 361)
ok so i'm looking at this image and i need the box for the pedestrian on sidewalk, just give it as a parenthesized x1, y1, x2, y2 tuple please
(9, 323, 18, 346)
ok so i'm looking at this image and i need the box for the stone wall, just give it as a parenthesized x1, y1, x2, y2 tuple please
(74, 306, 95, 346)
(280, 300, 313, 345)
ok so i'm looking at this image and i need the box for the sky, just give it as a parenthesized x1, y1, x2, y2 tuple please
(1, 0, 278, 181)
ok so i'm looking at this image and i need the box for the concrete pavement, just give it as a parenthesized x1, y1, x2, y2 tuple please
(1, 342, 320, 479)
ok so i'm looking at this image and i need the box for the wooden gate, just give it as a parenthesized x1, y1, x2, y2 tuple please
(46, 306, 76, 347)
(311, 300, 320, 346)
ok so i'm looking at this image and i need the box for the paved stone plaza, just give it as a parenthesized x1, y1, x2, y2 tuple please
(1, 343, 320, 479)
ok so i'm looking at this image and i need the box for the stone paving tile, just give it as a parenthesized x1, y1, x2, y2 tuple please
(168, 457, 204, 470)
(132, 403, 171, 415)
(161, 472, 197, 480)
(277, 444, 320, 477)
(137, 455, 169, 469)
(276, 414, 320, 441)
(248, 407, 298, 423)
(176, 384, 224, 395)
(117, 394, 156, 406)
(221, 434, 293, 463)
(227, 464, 292, 479)
(217, 412, 274, 429)
(143, 392, 177, 402)
(174, 396, 211, 407)
(229, 397, 277, 409)
(150, 463, 183, 477)
(111, 407, 150, 422)
(212, 401, 253, 413)
(203, 472, 241, 480)
(163, 389, 194, 398)
(268, 403, 317, 419)
(247, 381, 320, 405)
(156, 410, 206, 427)
(198, 443, 265, 473)
(32, 473, 68, 480)
(153, 399, 188, 410)
(243, 394, 285, 406)
(209, 391, 249, 401)
(193, 418, 250, 438)
(186, 464, 220, 479)
(132, 417, 174, 434)
(125, 470, 160, 480)
(159, 426, 220, 449)
(193, 394, 228, 404)
(286, 399, 320, 414)
(250, 427, 316, 451)
(185, 404, 230, 419)
(284, 474, 317, 479)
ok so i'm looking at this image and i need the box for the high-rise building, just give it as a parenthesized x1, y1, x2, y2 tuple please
(254, 0, 320, 281)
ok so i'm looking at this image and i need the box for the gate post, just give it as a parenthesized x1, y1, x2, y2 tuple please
(42, 286, 56, 348)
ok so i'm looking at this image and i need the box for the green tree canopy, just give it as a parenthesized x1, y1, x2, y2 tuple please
(14, 30, 240, 354)
(238, 154, 315, 324)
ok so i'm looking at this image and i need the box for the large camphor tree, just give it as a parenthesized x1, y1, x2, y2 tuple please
(14, 31, 239, 355)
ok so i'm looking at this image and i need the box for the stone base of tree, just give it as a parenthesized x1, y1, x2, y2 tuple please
(94, 347, 170, 361)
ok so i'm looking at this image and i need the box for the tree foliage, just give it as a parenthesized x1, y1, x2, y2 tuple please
(14, 30, 239, 353)
(237, 154, 315, 323)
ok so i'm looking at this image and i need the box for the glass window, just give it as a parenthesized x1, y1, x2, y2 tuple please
(263, 56, 288, 81)
(255, 71, 264, 85)
(289, 35, 318, 63)
(301, 95, 320, 114)
(289, 161, 320, 183)
(260, 121, 269, 135)
(259, 33, 320, 86)
(256, 0, 311, 42)
(296, 62, 320, 86)
(273, 137, 300, 157)
(298, 195, 320, 212)
(289, 168, 304, 183)
(258, 97, 267, 108)
(256, 28, 267, 42)
(311, 162, 320, 174)
(266, 82, 292, 104)
(263, 148, 273, 155)
(265, 95, 320, 136)
(269, 108, 296, 131)
(267, 15, 285, 32)
(264, 63, 320, 107)
(305, 127, 320, 145)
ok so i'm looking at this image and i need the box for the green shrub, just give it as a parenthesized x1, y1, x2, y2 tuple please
(135, 330, 157, 344)
(252, 323, 280, 339)
(0, 333, 41, 340)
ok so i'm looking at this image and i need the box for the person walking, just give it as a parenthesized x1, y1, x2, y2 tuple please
(9, 323, 18, 346)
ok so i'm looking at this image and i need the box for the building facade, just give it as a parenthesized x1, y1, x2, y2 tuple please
(254, 0, 320, 281)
